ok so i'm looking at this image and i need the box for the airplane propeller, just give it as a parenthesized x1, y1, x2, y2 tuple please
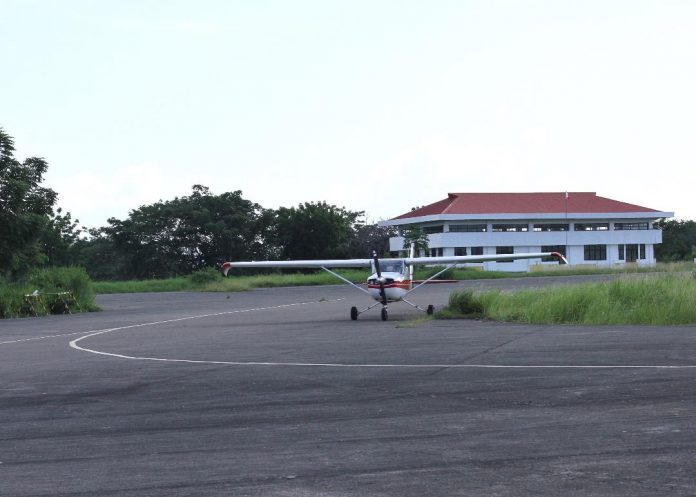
(372, 250, 388, 308)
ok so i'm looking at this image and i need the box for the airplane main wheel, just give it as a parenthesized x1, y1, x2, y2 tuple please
(350, 306, 358, 321)
(427, 304, 434, 315)
(381, 307, 388, 321)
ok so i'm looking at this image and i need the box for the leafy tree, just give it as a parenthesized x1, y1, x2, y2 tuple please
(655, 219, 696, 261)
(348, 223, 396, 258)
(103, 185, 272, 279)
(272, 202, 362, 260)
(72, 227, 128, 281)
(39, 208, 85, 267)
(0, 128, 58, 279)
(401, 226, 429, 257)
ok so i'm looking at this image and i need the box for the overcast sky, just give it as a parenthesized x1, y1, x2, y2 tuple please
(2, 0, 694, 228)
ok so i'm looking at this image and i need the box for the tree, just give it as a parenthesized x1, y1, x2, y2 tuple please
(0, 128, 58, 279)
(39, 208, 85, 267)
(401, 226, 429, 257)
(103, 186, 272, 279)
(348, 223, 396, 258)
(655, 219, 696, 261)
(271, 202, 362, 261)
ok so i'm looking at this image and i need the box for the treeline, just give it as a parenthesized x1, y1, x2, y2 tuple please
(655, 220, 696, 262)
(1, 128, 393, 281)
(3, 127, 695, 283)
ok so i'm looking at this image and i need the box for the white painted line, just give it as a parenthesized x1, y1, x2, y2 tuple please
(65, 298, 696, 370)
(2, 299, 340, 347)
(1, 331, 87, 345)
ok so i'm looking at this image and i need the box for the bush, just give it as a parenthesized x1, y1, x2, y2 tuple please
(447, 290, 484, 316)
(188, 267, 222, 285)
(0, 267, 98, 318)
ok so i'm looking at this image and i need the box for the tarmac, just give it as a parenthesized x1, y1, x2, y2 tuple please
(2, 274, 696, 496)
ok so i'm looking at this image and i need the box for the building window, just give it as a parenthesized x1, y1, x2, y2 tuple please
(423, 225, 444, 234)
(625, 244, 639, 262)
(618, 245, 625, 260)
(449, 224, 487, 233)
(492, 224, 528, 232)
(471, 247, 483, 256)
(584, 244, 607, 261)
(574, 223, 609, 231)
(640, 244, 646, 259)
(614, 222, 649, 231)
(454, 247, 467, 256)
(429, 248, 443, 257)
(496, 246, 514, 262)
(541, 245, 566, 262)
(534, 224, 569, 232)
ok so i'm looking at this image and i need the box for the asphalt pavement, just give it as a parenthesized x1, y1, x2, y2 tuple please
(2, 275, 696, 496)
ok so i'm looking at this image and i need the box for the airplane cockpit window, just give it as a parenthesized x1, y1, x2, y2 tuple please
(378, 261, 404, 273)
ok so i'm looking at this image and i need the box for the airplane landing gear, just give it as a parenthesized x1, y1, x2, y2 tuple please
(381, 307, 388, 321)
(427, 304, 434, 315)
(350, 306, 358, 320)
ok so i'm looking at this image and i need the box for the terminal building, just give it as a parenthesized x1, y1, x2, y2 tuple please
(379, 192, 673, 272)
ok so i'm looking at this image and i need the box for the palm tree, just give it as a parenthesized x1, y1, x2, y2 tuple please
(401, 226, 429, 257)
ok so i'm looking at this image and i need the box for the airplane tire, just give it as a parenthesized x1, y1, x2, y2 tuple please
(427, 304, 434, 315)
(381, 307, 388, 321)
(350, 306, 358, 321)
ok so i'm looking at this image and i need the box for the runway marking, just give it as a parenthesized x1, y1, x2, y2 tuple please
(1, 331, 88, 345)
(66, 299, 696, 370)
(2, 300, 340, 347)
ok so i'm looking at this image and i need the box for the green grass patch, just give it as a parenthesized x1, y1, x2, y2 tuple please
(0, 267, 99, 318)
(439, 273, 696, 325)
(92, 277, 194, 294)
(92, 269, 368, 294)
(90, 262, 695, 296)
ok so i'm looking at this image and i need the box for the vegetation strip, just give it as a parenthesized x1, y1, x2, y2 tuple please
(437, 273, 696, 325)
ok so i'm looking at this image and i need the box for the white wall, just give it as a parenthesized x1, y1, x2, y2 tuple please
(389, 218, 663, 271)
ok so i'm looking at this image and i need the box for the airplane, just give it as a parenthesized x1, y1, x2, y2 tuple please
(220, 250, 568, 321)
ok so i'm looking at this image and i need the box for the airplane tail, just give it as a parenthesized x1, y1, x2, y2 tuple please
(220, 262, 233, 276)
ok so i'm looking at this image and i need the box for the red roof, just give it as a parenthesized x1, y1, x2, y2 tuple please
(394, 192, 662, 219)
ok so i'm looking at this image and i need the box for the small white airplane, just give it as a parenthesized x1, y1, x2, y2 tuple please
(221, 250, 567, 321)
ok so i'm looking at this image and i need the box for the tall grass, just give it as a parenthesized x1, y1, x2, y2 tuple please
(90, 262, 695, 296)
(0, 267, 98, 318)
(92, 269, 368, 294)
(441, 273, 696, 325)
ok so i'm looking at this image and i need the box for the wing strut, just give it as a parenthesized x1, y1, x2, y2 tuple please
(321, 267, 372, 296)
(403, 264, 456, 297)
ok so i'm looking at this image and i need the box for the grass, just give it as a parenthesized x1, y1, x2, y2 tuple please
(0, 267, 99, 318)
(90, 262, 696, 295)
(438, 272, 696, 325)
(93, 269, 368, 294)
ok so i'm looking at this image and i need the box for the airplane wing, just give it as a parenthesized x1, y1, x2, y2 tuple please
(220, 258, 372, 276)
(221, 252, 566, 276)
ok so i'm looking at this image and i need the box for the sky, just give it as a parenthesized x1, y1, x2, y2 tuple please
(2, 0, 694, 229)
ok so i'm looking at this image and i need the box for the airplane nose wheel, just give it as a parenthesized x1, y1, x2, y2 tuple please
(427, 304, 434, 315)
(350, 306, 358, 321)
(381, 307, 388, 321)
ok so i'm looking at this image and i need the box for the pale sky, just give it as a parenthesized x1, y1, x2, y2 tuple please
(2, 0, 694, 228)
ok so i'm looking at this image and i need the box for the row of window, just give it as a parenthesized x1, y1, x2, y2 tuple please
(413, 222, 651, 234)
(582, 244, 647, 261)
(422, 244, 648, 262)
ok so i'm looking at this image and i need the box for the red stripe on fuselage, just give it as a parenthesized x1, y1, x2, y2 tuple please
(367, 280, 411, 290)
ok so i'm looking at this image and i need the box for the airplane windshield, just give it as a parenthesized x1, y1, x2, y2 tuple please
(376, 260, 404, 274)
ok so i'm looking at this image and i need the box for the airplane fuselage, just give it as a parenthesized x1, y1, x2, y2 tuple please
(366, 272, 411, 302)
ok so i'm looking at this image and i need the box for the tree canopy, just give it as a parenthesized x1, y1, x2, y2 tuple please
(0, 128, 58, 278)
(102, 185, 273, 279)
(271, 202, 362, 261)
